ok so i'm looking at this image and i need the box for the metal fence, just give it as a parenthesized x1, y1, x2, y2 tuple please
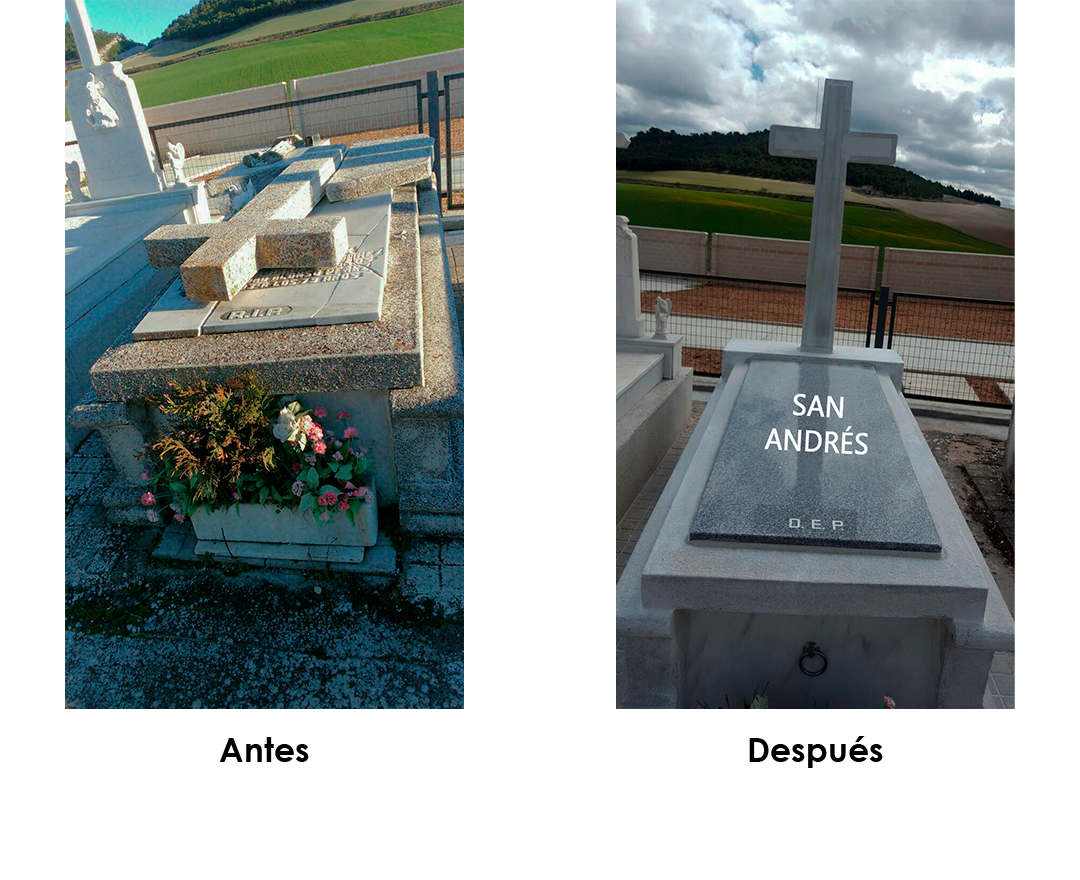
(639, 271, 1014, 408)
(444, 71, 464, 209)
(887, 291, 1014, 408)
(138, 72, 463, 207)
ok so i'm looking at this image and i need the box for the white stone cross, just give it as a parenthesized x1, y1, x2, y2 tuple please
(770, 79, 896, 352)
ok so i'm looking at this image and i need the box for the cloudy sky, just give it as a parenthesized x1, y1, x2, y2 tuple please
(616, 0, 1015, 207)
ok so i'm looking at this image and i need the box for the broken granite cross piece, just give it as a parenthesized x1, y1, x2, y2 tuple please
(325, 134, 435, 202)
(143, 144, 347, 302)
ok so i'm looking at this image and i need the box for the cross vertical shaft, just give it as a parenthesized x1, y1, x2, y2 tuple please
(65, 0, 101, 68)
(770, 79, 897, 352)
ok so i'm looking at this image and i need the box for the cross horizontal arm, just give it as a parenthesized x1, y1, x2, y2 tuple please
(769, 125, 823, 159)
(844, 131, 897, 165)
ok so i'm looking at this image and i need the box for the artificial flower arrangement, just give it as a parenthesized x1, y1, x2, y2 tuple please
(139, 374, 374, 526)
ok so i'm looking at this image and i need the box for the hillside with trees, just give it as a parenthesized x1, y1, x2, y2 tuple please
(158, 0, 399, 42)
(617, 128, 1000, 206)
(65, 22, 136, 67)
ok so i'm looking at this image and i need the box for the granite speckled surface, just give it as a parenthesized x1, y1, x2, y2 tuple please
(690, 358, 941, 552)
(255, 217, 348, 268)
(144, 145, 345, 301)
(90, 184, 423, 399)
(326, 136, 434, 202)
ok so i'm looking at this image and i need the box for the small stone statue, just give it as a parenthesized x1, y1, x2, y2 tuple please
(65, 160, 88, 201)
(227, 179, 255, 214)
(166, 141, 189, 185)
(85, 73, 119, 130)
(654, 296, 672, 340)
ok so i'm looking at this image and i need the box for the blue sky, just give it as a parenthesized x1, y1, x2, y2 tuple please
(617, 0, 1015, 207)
(68, 1, 195, 45)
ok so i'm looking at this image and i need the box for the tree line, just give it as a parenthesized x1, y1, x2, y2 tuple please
(617, 128, 1000, 206)
(153, 0, 460, 44)
(64, 22, 136, 66)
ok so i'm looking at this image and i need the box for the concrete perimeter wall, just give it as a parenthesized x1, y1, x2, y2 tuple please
(290, 49, 464, 143)
(72, 50, 466, 161)
(630, 226, 1014, 301)
(711, 234, 878, 290)
(882, 248, 1014, 302)
(632, 226, 709, 275)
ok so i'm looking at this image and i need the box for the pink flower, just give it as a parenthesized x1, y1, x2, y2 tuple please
(351, 487, 372, 501)
(336, 411, 349, 421)
(319, 511, 331, 522)
(317, 490, 338, 507)
(313, 441, 327, 455)
(291, 480, 306, 497)
(306, 455, 317, 465)
(884, 695, 896, 709)
(343, 426, 359, 439)
(141, 491, 155, 507)
(147, 510, 159, 523)
(174, 514, 185, 523)
(332, 451, 343, 461)
(337, 499, 349, 512)
(140, 471, 150, 481)
(291, 462, 302, 473)
(232, 491, 241, 500)
(334, 439, 343, 448)
(313, 407, 328, 418)
(306, 422, 324, 441)
(344, 481, 356, 491)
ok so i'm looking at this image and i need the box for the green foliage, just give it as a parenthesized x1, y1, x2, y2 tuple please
(129, 5, 463, 107)
(64, 22, 135, 65)
(147, 373, 281, 514)
(162, 0, 357, 41)
(617, 128, 1001, 206)
(141, 375, 375, 526)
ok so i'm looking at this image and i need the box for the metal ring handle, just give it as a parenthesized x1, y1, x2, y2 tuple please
(799, 642, 828, 677)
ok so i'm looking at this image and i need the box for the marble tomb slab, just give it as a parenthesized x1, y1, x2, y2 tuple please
(689, 358, 941, 553)
(133, 190, 391, 340)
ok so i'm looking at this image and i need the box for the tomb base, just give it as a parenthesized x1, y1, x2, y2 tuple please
(72, 174, 462, 540)
(617, 340, 1014, 708)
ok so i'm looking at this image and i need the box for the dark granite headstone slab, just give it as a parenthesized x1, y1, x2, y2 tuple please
(690, 358, 941, 552)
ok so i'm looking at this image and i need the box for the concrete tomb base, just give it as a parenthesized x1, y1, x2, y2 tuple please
(616, 340, 1014, 708)
(72, 171, 463, 540)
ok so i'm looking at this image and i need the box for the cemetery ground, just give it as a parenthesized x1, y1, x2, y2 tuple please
(616, 393, 1016, 708)
(64, 236, 466, 711)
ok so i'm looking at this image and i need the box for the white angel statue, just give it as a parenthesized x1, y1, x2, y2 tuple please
(654, 296, 672, 340)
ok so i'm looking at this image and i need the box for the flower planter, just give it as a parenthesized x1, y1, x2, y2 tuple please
(190, 487, 377, 565)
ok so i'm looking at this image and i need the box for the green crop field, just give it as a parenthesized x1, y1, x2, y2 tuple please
(122, 0, 421, 70)
(128, 4, 464, 108)
(616, 169, 883, 205)
(616, 182, 1014, 256)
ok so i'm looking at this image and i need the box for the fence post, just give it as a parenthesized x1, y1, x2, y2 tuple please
(426, 70, 442, 196)
(873, 285, 890, 348)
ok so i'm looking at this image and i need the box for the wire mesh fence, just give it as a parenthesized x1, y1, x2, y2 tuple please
(67, 70, 464, 209)
(637, 271, 1014, 408)
(146, 80, 425, 186)
(638, 271, 872, 376)
(888, 292, 1014, 407)
(444, 72, 464, 209)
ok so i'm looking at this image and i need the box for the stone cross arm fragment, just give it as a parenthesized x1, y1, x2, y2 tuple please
(142, 145, 346, 301)
(325, 135, 434, 202)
